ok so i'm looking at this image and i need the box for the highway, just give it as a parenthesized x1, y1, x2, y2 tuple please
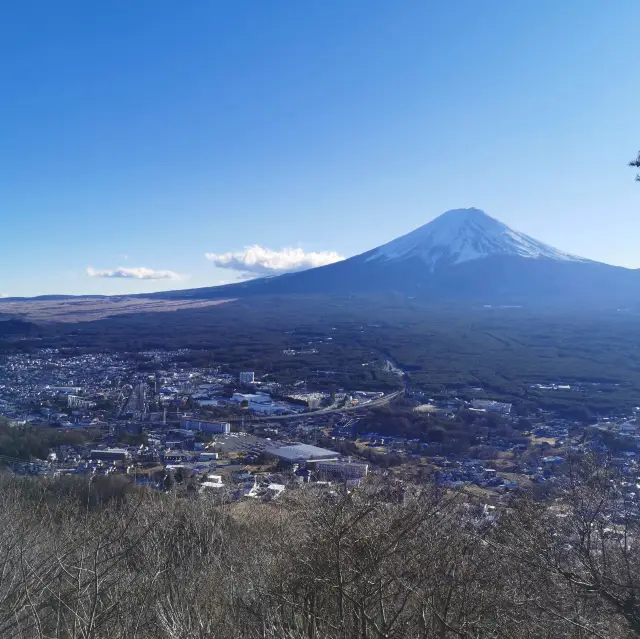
(163, 389, 404, 426)
(243, 389, 404, 423)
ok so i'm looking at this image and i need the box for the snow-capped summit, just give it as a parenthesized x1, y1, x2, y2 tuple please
(367, 208, 586, 268)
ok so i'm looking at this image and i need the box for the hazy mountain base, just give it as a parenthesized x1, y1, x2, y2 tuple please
(0, 297, 233, 323)
(0, 460, 637, 639)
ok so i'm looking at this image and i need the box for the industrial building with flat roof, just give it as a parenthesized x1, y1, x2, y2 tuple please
(90, 448, 130, 462)
(265, 443, 339, 463)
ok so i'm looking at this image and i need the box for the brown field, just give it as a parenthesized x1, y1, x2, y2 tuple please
(0, 297, 234, 323)
(414, 404, 438, 413)
(530, 436, 558, 445)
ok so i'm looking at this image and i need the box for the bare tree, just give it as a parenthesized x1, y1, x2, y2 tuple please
(0, 466, 638, 638)
(496, 455, 640, 638)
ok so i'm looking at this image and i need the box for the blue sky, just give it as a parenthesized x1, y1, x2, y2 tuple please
(1, 0, 639, 296)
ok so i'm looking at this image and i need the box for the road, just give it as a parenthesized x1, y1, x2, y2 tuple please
(163, 390, 404, 426)
(164, 357, 408, 426)
(242, 389, 404, 423)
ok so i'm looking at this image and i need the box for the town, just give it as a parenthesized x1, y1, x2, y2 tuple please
(1, 346, 639, 505)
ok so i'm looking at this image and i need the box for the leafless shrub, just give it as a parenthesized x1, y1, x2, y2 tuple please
(0, 464, 636, 638)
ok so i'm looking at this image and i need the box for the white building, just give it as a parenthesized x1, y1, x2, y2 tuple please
(67, 395, 96, 409)
(200, 474, 225, 493)
(231, 392, 285, 414)
(265, 483, 286, 500)
(471, 399, 512, 414)
(239, 371, 255, 385)
(181, 419, 230, 434)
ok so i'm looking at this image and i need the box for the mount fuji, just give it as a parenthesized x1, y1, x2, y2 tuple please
(364, 208, 587, 268)
(154, 208, 640, 306)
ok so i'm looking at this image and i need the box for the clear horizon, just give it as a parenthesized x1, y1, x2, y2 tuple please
(1, 1, 639, 297)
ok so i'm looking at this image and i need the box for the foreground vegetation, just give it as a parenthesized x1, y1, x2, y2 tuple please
(0, 456, 638, 638)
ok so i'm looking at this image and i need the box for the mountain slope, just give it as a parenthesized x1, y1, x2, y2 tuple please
(148, 208, 639, 307)
(365, 208, 587, 267)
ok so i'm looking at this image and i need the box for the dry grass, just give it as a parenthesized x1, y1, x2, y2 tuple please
(530, 436, 558, 445)
(0, 297, 234, 323)
(414, 404, 438, 413)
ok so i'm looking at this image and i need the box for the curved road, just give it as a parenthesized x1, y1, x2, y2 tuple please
(242, 389, 404, 423)
(164, 390, 404, 426)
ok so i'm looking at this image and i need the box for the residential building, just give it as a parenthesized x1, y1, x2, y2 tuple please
(239, 371, 255, 385)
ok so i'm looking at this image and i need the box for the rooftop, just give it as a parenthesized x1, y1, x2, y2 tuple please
(265, 443, 339, 462)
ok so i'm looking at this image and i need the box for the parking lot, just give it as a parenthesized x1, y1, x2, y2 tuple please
(212, 432, 270, 456)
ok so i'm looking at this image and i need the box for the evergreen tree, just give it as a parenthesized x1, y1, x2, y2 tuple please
(630, 150, 640, 181)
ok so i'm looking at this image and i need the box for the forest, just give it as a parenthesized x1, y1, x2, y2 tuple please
(355, 398, 534, 454)
(0, 418, 92, 462)
(0, 455, 637, 638)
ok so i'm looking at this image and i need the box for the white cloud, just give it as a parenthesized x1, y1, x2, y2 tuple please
(0, 294, 8, 298)
(86, 266, 185, 281)
(205, 245, 344, 276)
